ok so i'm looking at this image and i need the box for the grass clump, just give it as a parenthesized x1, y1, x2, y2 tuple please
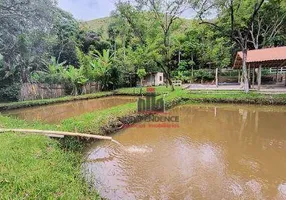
(0, 133, 100, 199)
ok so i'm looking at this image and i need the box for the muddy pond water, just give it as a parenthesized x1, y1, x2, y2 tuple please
(83, 104, 286, 200)
(3, 97, 136, 123)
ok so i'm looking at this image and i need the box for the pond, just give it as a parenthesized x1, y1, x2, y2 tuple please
(2, 97, 136, 124)
(83, 104, 286, 199)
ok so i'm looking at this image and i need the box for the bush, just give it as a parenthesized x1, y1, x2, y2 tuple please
(0, 83, 21, 101)
(194, 69, 215, 82)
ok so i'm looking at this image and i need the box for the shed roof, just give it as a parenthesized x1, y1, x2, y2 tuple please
(233, 46, 286, 68)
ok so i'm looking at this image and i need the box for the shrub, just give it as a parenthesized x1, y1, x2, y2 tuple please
(194, 69, 215, 82)
(0, 83, 21, 101)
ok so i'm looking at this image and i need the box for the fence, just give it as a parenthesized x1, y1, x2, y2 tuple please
(20, 83, 65, 101)
(269, 67, 286, 74)
(20, 82, 101, 101)
(82, 82, 101, 94)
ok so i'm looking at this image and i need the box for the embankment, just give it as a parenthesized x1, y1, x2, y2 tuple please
(2, 87, 286, 198)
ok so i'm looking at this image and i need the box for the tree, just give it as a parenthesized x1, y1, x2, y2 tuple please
(114, 1, 148, 45)
(137, 68, 147, 94)
(52, 8, 80, 66)
(90, 49, 116, 90)
(31, 57, 66, 84)
(134, 0, 190, 91)
(249, 0, 286, 49)
(0, 0, 83, 101)
(64, 65, 88, 96)
(0, 0, 56, 73)
(193, 0, 265, 93)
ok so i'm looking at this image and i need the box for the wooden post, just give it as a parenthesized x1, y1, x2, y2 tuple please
(215, 68, 219, 87)
(276, 66, 279, 84)
(252, 68, 255, 88)
(258, 65, 262, 91)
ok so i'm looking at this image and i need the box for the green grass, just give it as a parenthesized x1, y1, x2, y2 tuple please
(0, 133, 100, 199)
(115, 86, 181, 96)
(0, 91, 113, 111)
(116, 86, 286, 105)
(61, 102, 137, 134)
(2, 86, 286, 199)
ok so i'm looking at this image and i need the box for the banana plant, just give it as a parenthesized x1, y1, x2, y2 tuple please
(64, 65, 88, 96)
(89, 49, 114, 90)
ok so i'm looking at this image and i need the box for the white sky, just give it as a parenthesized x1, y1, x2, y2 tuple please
(58, 0, 116, 21)
(57, 0, 195, 21)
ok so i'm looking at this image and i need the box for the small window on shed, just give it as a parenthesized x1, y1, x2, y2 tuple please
(160, 76, 162, 81)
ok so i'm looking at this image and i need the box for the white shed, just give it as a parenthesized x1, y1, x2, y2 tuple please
(141, 72, 164, 86)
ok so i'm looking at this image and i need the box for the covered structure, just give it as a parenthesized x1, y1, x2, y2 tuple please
(233, 46, 286, 90)
(141, 72, 164, 86)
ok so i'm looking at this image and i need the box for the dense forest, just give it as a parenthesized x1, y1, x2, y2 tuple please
(1, 0, 286, 101)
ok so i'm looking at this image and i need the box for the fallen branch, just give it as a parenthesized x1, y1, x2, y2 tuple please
(0, 128, 113, 140)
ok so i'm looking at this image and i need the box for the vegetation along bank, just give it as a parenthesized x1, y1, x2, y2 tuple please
(2, 87, 286, 198)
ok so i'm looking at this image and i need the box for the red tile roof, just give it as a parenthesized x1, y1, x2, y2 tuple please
(233, 46, 286, 68)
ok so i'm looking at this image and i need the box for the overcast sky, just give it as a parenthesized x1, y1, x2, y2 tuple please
(58, 0, 116, 21)
(58, 0, 195, 21)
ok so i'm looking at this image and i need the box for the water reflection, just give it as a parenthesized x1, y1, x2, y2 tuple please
(3, 97, 136, 123)
(84, 104, 286, 199)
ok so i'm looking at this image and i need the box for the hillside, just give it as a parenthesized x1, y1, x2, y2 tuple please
(81, 17, 114, 39)
(81, 16, 192, 39)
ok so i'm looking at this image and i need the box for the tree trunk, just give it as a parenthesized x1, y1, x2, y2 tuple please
(215, 68, 219, 87)
(258, 65, 262, 91)
(140, 79, 143, 95)
(73, 85, 78, 96)
(166, 72, 175, 91)
(156, 61, 175, 91)
(242, 49, 249, 93)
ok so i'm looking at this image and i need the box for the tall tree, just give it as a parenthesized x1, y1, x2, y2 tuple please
(134, 0, 189, 91)
(249, 0, 286, 49)
(0, 0, 56, 73)
(193, 0, 265, 93)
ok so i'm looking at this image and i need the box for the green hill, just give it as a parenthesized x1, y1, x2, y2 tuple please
(81, 16, 192, 39)
(81, 17, 114, 39)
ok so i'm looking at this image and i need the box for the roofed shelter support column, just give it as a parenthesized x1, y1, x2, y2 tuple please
(252, 68, 255, 88)
(258, 65, 262, 91)
(248, 65, 251, 88)
(285, 72, 286, 86)
(276, 66, 279, 84)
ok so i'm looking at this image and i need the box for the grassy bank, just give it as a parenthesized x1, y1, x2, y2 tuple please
(2, 86, 286, 112)
(0, 116, 100, 199)
(0, 91, 113, 111)
(117, 87, 286, 105)
(2, 86, 286, 198)
(115, 86, 181, 96)
(0, 133, 100, 199)
(3, 87, 286, 135)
